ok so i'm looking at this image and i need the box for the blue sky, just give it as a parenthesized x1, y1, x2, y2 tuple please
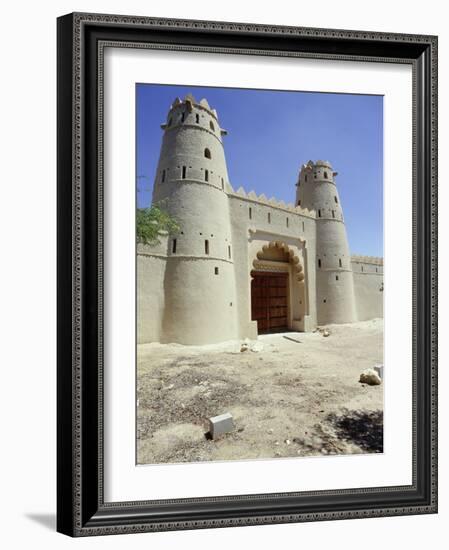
(136, 84, 383, 257)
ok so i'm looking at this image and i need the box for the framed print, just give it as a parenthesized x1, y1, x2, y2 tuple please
(57, 12, 438, 536)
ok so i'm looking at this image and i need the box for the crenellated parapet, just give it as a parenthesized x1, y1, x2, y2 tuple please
(229, 185, 316, 219)
(351, 255, 384, 265)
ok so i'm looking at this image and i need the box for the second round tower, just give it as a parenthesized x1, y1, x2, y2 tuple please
(296, 160, 357, 324)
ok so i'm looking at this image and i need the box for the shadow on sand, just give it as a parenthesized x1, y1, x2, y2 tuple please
(328, 409, 383, 453)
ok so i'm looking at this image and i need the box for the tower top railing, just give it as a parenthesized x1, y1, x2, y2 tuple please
(168, 94, 220, 121)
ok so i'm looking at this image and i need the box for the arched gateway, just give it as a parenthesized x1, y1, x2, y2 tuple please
(250, 241, 306, 334)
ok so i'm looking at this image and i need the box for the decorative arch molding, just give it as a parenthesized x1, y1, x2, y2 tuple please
(252, 240, 305, 283)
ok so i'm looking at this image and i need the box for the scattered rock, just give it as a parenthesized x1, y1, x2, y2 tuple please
(285, 439, 291, 445)
(274, 441, 280, 446)
(267, 428, 274, 434)
(165, 383, 175, 390)
(322, 330, 330, 337)
(359, 369, 382, 386)
(251, 341, 264, 353)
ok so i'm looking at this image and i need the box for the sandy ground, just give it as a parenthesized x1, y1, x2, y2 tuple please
(137, 319, 383, 464)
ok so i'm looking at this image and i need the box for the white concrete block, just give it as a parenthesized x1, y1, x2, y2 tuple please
(373, 364, 384, 379)
(208, 412, 234, 439)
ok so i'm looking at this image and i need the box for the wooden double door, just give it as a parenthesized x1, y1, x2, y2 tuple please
(251, 271, 289, 334)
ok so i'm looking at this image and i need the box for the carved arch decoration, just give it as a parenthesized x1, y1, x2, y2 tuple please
(252, 241, 305, 283)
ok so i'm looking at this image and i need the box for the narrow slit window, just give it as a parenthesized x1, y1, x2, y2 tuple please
(221, 178, 224, 190)
(161, 170, 166, 183)
(361, 266, 364, 272)
(336, 275, 339, 281)
(214, 267, 219, 275)
(376, 267, 378, 273)
(318, 209, 321, 217)
(268, 212, 271, 223)
(302, 221, 305, 232)
(286, 217, 289, 228)
(297, 200, 301, 206)
(324, 171, 328, 179)
(209, 120, 215, 131)
(204, 148, 211, 159)
(205, 240, 209, 255)
(205, 170, 209, 182)
(228, 245, 231, 259)
(305, 175, 308, 182)
(172, 239, 177, 254)
(181, 112, 185, 122)
(332, 210, 335, 218)
(334, 196, 338, 204)
(318, 259, 322, 268)
(182, 166, 186, 179)
(249, 207, 252, 220)
(339, 258, 342, 268)
(195, 114, 199, 123)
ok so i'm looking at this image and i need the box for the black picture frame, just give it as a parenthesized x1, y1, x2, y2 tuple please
(57, 12, 438, 537)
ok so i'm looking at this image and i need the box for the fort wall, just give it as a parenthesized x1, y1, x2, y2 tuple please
(351, 255, 384, 321)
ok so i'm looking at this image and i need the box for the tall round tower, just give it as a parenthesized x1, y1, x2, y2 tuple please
(151, 94, 238, 344)
(296, 160, 357, 325)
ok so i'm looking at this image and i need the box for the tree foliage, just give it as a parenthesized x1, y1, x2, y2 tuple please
(136, 202, 180, 245)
